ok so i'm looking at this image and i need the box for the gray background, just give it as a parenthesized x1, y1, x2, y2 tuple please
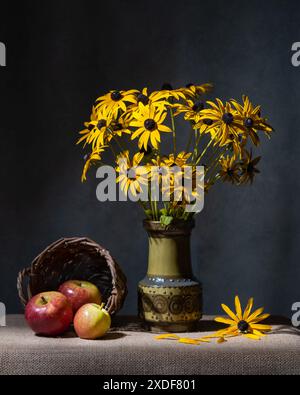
(0, 0, 299, 317)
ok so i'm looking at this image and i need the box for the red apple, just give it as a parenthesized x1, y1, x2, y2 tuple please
(58, 280, 102, 313)
(25, 291, 73, 336)
(74, 303, 111, 340)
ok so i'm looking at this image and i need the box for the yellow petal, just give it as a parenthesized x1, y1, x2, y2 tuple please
(150, 132, 158, 149)
(130, 182, 137, 196)
(217, 337, 226, 344)
(235, 296, 242, 320)
(249, 313, 270, 324)
(198, 338, 211, 343)
(178, 338, 201, 345)
(221, 304, 239, 322)
(193, 337, 211, 343)
(214, 317, 237, 325)
(153, 129, 161, 143)
(158, 124, 172, 132)
(155, 334, 180, 340)
(130, 121, 143, 128)
(247, 307, 265, 322)
(140, 131, 150, 150)
(131, 128, 144, 139)
(243, 297, 254, 320)
(250, 323, 272, 331)
(202, 326, 238, 339)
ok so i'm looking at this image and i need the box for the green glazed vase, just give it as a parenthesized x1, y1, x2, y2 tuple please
(138, 219, 202, 332)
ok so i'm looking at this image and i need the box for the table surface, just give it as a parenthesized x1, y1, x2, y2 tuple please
(0, 315, 299, 375)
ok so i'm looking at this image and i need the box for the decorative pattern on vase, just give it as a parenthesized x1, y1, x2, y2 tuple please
(138, 283, 202, 324)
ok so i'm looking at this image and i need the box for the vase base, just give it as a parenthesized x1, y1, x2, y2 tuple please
(143, 320, 201, 333)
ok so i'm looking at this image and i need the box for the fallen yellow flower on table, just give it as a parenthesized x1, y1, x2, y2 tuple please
(214, 296, 272, 341)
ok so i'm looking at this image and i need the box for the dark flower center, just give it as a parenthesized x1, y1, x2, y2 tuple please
(144, 119, 157, 131)
(97, 120, 106, 129)
(111, 90, 122, 101)
(192, 101, 204, 112)
(244, 117, 254, 128)
(128, 171, 137, 181)
(238, 320, 249, 333)
(222, 112, 234, 125)
(113, 123, 123, 131)
(247, 163, 254, 173)
(161, 83, 173, 91)
(137, 93, 149, 105)
(203, 119, 213, 126)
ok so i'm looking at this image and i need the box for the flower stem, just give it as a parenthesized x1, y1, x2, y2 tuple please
(109, 145, 117, 158)
(169, 108, 176, 156)
(195, 139, 214, 165)
(185, 128, 194, 153)
(107, 128, 126, 153)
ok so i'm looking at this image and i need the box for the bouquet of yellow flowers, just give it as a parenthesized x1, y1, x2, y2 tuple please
(77, 83, 273, 224)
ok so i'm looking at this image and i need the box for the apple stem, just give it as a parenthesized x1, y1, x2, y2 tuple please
(41, 296, 48, 305)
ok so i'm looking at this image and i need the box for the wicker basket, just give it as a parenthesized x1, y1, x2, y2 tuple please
(17, 237, 127, 315)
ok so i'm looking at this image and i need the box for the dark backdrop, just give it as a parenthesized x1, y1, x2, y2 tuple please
(0, 0, 299, 316)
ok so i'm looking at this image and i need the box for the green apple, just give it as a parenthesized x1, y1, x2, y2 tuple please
(74, 303, 111, 340)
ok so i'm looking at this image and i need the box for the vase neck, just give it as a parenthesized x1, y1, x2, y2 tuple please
(144, 220, 194, 279)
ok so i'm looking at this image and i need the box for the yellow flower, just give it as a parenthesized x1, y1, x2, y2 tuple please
(231, 95, 274, 146)
(182, 83, 213, 99)
(160, 83, 187, 101)
(197, 99, 245, 146)
(219, 155, 241, 184)
(77, 106, 99, 147)
(173, 99, 204, 123)
(131, 104, 172, 150)
(134, 87, 170, 110)
(77, 106, 113, 150)
(110, 116, 131, 138)
(95, 89, 138, 118)
(214, 296, 271, 340)
(116, 151, 149, 197)
(81, 147, 106, 182)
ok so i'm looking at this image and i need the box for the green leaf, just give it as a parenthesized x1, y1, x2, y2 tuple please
(160, 215, 174, 226)
(160, 208, 168, 216)
(145, 209, 153, 219)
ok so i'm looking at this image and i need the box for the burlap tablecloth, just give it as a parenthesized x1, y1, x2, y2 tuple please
(0, 315, 299, 375)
